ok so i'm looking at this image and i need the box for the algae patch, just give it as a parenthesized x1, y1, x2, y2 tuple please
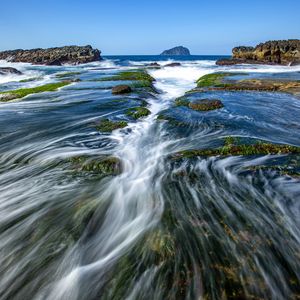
(0, 82, 71, 101)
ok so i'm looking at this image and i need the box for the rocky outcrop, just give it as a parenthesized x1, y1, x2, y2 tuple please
(0, 67, 22, 75)
(0, 45, 101, 66)
(216, 40, 300, 66)
(161, 46, 190, 56)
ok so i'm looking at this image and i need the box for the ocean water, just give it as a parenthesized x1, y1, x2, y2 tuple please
(0, 56, 300, 300)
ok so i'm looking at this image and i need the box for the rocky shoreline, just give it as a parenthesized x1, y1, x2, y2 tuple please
(0, 45, 101, 66)
(217, 39, 300, 66)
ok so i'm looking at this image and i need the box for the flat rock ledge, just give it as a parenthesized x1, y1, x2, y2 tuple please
(0, 45, 101, 66)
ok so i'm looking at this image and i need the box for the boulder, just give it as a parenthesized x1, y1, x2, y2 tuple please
(188, 99, 224, 111)
(161, 46, 190, 56)
(112, 85, 132, 94)
(0, 67, 22, 75)
(0, 45, 101, 65)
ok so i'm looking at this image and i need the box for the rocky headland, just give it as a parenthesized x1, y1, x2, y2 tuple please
(0, 45, 101, 66)
(217, 40, 300, 66)
(161, 46, 190, 56)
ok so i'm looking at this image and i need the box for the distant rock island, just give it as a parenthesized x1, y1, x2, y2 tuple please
(0, 45, 101, 66)
(217, 40, 300, 66)
(161, 46, 191, 56)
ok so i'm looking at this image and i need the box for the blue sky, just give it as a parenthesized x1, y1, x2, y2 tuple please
(1, 0, 299, 55)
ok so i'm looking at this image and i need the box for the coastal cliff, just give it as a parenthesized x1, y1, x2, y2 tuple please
(217, 40, 300, 66)
(161, 46, 190, 55)
(0, 45, 101, 65)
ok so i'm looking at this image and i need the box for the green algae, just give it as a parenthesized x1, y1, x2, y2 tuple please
(95, 70, 155, 83)
(0, 81, 71, 101)
(126, 107, 151, 119)
(96, 119, 128, 132)
(196, 72, 233, 88)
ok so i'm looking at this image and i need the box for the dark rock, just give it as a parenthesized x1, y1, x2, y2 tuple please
(149, 62, 160, 67)
(0, 67, 22, 75)
(112, 85, 132, 94)
(188, 99, 224, 111)
(0, 45, 101, 65)
(290, 61, 300, 66)
(216, 40, 300, 66)
(165, 62, 181, 67)
(161, 46, 190, 56)
(45, 59, 62, 66)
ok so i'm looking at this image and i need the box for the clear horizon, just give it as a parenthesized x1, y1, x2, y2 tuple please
(1, 0, 299, 55)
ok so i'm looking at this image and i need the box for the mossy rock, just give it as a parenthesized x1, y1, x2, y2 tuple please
(19, 77, 41, 83)
(112, 85, 132, 94)
(55, 71, 82, 78)
(94, 70, 155, 83)
(172, 142, 300, 159)
(189, 99, 224, 111)
(0, 81, 71, 101)
(196, 72, 233, 88)
(126, 107, 151, 119)
(96, 118, 128, 132)
(69, 155, 122, 175)
(175, 96, 189, 106)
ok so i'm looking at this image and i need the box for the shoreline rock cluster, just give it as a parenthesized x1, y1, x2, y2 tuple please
(217, 39, 300, 66)
(0, 45, 101, 66)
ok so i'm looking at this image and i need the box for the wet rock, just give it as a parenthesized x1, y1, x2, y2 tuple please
(126, 107, 151, 119)
(148, 62, 160, 67)
(0, 45, 101, 65)
(165, 62, 181, 67)
(216, 39, 300, 65)
(189, 99, 224, 111)
(112, 85, 132, 94)
(70, 155, 122, 175)
(0, 67, 22, 75)
(194, 73, 300, 96)
(0, 93, 18, 102)
(161, 46, 190, 55)
(96, 119, 128, 132)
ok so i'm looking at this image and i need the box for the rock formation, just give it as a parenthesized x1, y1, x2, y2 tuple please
(0, 45, 101, 66)
(216, 40, 300, 66)
(161, 46, 190, 56)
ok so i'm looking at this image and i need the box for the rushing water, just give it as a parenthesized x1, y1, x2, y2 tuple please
(0, 56, 300, 300)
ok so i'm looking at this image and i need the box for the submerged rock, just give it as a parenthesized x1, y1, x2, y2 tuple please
(126, 107, 151, 119)
(112, 85, 132, 94)
(0, 45, 101, 65)
(216, 39, 300, 65)
(165, 62, 181, 67)
(189, 99, 224, 111)
(161, 46, 190, 56)
(0, 67, 22, 75)
(96, 119, 128, 132)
